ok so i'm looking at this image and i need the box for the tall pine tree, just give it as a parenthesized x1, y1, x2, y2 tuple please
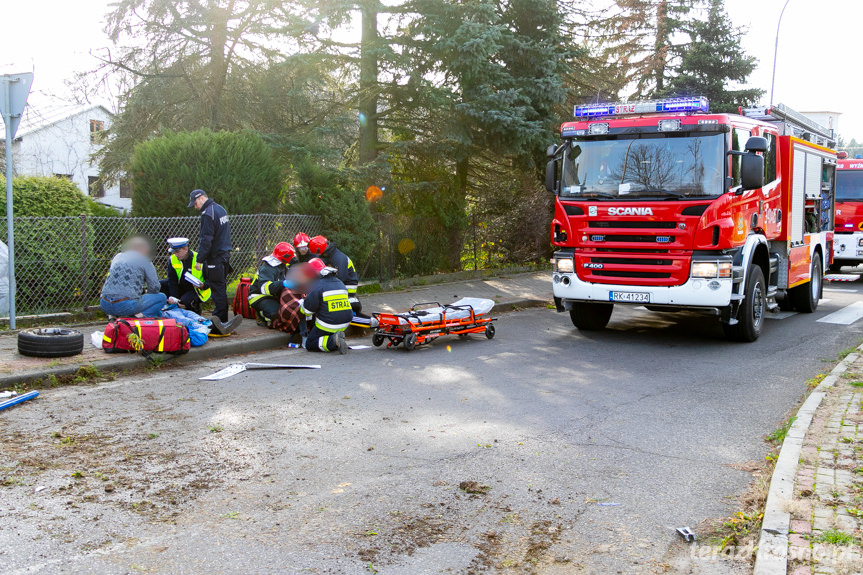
(660, 0, 762, 112)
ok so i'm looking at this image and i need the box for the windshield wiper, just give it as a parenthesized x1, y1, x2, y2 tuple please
(575, 190, 616, 199)
(635, 189, 688, 199)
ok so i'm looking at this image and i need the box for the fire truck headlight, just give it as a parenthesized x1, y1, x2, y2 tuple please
(555, 258, 574, 274)
(691, 262, 719, 278)
(691, 261, 732, 279)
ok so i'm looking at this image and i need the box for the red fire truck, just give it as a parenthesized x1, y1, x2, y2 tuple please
(832, 156, 863, 270)
(546, 98, 837, 341)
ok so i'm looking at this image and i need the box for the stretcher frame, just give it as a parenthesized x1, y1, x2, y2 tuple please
(372, 302, 496, 351)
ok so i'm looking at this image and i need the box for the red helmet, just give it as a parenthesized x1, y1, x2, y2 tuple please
(271, 242, 296, 264)
(293, 233, 310, 248)
(307, 257, 327, 276)
(309, 235, 329, 256)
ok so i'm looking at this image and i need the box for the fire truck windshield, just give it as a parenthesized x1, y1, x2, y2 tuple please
(559, 133, 725, 199)
(836, 170, 863, 201)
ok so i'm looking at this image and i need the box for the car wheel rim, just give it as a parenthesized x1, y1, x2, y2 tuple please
(811, 266, 821, 300)
(753, 281, 764, 328)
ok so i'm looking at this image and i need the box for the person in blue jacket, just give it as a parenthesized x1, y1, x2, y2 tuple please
(299, 258, 351, 354)
(188, 189, 240, 335)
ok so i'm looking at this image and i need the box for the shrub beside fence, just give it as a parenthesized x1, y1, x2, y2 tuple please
(0, 214, 321, 316)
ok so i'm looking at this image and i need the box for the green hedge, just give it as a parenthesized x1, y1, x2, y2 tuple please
(288, 162, 377, 267)
(0, 175, 101, 309)
(129, 129, 284, 217)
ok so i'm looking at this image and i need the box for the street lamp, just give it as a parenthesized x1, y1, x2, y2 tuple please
(769, 0, 792, 108)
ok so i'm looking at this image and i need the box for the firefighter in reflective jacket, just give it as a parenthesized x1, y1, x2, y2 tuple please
(299, 258, 350, 354)
(248, 242, 296, 324)
(164, 237, 211, 315)
(308, 235, 361, 313)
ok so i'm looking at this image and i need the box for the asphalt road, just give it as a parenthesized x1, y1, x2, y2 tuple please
(2, 278, 863, 575)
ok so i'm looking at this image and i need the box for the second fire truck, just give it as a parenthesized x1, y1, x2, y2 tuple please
(832, 156, 863, 270)
(546, 98, 837, 341)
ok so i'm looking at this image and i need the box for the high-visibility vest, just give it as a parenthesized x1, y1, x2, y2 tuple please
(171, 251, 211, 302)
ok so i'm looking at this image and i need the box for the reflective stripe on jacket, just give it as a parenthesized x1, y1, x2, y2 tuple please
(170, 251, 211, 302)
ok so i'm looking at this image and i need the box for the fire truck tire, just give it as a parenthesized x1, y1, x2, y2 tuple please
(569, 302, 613, 331)
(722, 265, 765, 342)
(791, 253, 822, 313)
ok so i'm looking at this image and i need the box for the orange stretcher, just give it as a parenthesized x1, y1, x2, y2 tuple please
(372, 298, 496, 351)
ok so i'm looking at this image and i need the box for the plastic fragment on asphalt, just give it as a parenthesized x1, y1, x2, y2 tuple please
(34, 486, 46, 493)
(597, 502, 621, 506)
(349, 345, 371, 350)
(676, 527, 696, 542)
(200, 363, 322, 380)
(0, 390, 39, 412)
(0, 391, 17, 399)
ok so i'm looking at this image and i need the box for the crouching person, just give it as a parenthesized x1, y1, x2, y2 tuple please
(299, 258, 351, 354)
(100, 237, 167, 318)
(249, 242, 296, 325)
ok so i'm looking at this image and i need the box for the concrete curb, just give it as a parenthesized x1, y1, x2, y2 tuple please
(0, 297, 548, 388)
(753, 345, 863, 575)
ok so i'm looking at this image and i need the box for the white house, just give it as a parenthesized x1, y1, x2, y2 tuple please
(0, 104, 130, 211)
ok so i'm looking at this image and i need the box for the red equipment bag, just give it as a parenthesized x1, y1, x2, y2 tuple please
(102, 318, 190, 355)
(232, 277, 257, 320)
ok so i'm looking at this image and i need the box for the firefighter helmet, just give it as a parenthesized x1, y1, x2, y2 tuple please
(309, 235, 329, 256)
(293, 233, 310, 248)
(271, 242, 295, 264)
(307, 257, 327, 276)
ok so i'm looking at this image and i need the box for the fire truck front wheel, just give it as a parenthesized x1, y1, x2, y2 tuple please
(790, 252, 822, 313)
(569, 302, 614, 331)
(722, 265, 766, 342)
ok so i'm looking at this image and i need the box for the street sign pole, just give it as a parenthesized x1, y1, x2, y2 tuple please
(1, 72, 34, 330)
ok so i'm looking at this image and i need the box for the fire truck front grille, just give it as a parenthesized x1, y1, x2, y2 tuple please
(588, 221, 677, 229)
(601, 234, 667, 243)
(590, 257, 673, 266)
(593, 270, 672, 279)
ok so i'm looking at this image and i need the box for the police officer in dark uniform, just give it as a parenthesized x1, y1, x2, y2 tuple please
(188, 189, 241, 335)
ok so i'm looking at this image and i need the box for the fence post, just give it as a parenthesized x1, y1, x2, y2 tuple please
(80, 214, 89, 311)
(256, 213, 263, 262)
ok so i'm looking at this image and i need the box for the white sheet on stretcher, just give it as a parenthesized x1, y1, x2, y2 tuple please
(396, 297, 494, 325)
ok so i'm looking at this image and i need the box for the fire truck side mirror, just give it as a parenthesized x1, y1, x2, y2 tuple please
(545, 160, 558, 194)
(744, 136, 768, 153)
(740, 153, 765, 191)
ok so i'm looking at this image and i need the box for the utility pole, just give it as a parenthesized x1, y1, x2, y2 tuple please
(1, 72, 34, 330)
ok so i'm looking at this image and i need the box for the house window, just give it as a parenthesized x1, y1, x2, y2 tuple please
(88, 176, 105, 198)
(54, 173, 73, 181)
(90, 120, 105, 144)
(119, 178, 133, 199)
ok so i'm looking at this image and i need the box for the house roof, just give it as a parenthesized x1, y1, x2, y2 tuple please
(1, 103, 114, 139)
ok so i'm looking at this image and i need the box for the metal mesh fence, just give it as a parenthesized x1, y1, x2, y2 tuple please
(0, 214, 321, 316)
(356, 213, 551, 283)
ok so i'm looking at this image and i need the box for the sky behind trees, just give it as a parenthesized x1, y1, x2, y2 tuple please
(1, 0, 860, 138)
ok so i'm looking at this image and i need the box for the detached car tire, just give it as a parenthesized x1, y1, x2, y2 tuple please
(18, 328, 85, 358)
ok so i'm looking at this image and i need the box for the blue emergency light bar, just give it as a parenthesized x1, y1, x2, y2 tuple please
(574, 97, 710, 119)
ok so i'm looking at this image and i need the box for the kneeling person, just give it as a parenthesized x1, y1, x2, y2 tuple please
(164, 237, 210, 315)
(300, 258, 351, 354)
(249, 242, 296, 325)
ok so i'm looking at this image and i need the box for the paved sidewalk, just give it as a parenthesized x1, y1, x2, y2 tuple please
(0, 271, 550, 388)
(785, 356, 863, 575)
